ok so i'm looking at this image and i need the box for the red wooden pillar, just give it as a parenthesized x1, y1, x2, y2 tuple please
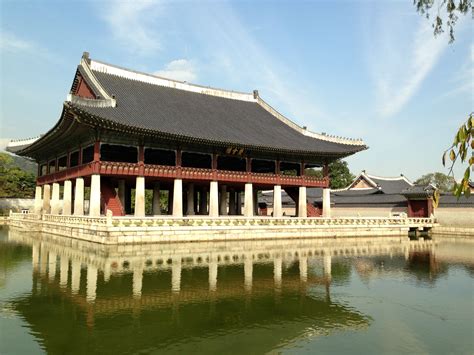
(299, 161, 305, 176)
(138, 145, 145, 176)
(275, 160, 281, 174)
(323, 162, 330, 188)
(93, 140, 100, 173)
(78, 145, 83, 165)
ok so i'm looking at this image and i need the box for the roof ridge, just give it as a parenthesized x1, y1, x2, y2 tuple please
(366, 173, 413, 185)
(89, 57, 257, 103)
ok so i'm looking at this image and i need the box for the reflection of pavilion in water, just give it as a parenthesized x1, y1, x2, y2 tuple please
(6, 231, 438, 353)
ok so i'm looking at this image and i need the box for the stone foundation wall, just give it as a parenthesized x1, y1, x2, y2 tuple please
(434, 207, 474, 228)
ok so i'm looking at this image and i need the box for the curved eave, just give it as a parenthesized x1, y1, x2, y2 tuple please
(67, 103, 368, 161)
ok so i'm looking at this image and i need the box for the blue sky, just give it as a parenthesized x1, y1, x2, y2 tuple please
(0, 0, 472, 181)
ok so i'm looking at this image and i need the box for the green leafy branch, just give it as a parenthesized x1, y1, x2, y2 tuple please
(442, 113, 473, 198)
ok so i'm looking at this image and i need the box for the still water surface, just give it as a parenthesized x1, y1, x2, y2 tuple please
(0, 227, 472, 354)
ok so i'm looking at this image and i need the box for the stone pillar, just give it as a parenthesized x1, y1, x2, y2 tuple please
(89, 174, 101, 217)
(243, 183, 254, 217)
(152, 182, 161, 215)
(63, 180, 72, 215)
(219, 185, 228, 215)
(209, 257, 218, 292)
(273, 185, 282, 217)
(236, 191, 242, 215)
(50, 183, 60, 214)
(199, 187, 208, 215)
(86, 264, 98, 302)
(209, 181, 219, 217)
(134, 176, 145, 217)
(39, 247, 48, 276)
(298, 186, 307, 218)
(73, 178, 84, 216)
(42, 184, 51, 214)
(244, 256, 253, 291)
(171, 257, 181, 293)
(322, 188, 331, 218)
(133, 266, 143, 298)
(71, 260, 81, 294)
(186, 183, 195, 216)
(103, 263, 111, 282)
(34, 186, 42, 214)
(118, 179, 126, 212)
(48, 251, 57, 281)
(172, 179, 183, 217)
(60, 256, 69, 288)
(274, 256, 282, 288)
(228, 189, 236, 215)
(299, 255, 307, 282)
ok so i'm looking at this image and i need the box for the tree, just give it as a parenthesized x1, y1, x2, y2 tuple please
(414, 172, 455, 192)
(442, 114, 473, 197)
(414, 0, 471, 43)
(0, 152, 36, 198)
(306, 160, 355, 189)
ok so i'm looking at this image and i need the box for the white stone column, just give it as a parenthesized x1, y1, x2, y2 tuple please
(219, 185, 228, 215)
(48, 251, 57, 280)
(274, 256, 282, 288)
(299, 255, 308, 282)
(298, 186, 307, 218)
(273, 185, 282, 217)
(74, 178, 84, 216)
(322, 188, 331, 218)
(103, 263, 111, 282)
(244, 256, 253, 291)
(229, 190, 236, 215)
(323, 254, 332, 279)
(86, 264, 98, 302)
(118, 179, 126, 212)
(71, 259, 81, 294)
(60, 256, 69, 288)
(51, 183, 60, 214)
(42, 184, 51, 214)
(39, 247, 48, 276)
(209, 257, 218, 292)
(133, 266, 143, 298)
(34, 186, 42, 214)
(63, 180, 72, 215)
(89, 174, 101, 217)
(32, 244, 40, 271)
(186, 183, 195, 216)
(171, 257, 182, 293)
(236, 191, 242, 215)
(172, 179, 183, 217)
(209, 181, 219, 217)
(243, 183, 254, 217)
(134, 176, 145, 217)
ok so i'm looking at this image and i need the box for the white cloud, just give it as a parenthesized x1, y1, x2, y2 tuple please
(0, 32, 35, 52)
(154, 59, 197, 82)
(102, 0, 162, 55)
(372, 19, 448, 118)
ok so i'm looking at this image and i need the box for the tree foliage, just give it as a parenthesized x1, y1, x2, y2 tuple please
(306, 160, 355, 189)
(0, 153, 36, 198)
(442, 113, 473, 198)
(414, 172, 455, 192)
(414, 0, 471, 43)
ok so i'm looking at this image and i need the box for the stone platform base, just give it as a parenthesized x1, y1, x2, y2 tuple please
(431, 226, 474, 237)
(5, 214, 432, 245)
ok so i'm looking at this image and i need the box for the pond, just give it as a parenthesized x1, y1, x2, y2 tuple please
(0, 227, 472, 354)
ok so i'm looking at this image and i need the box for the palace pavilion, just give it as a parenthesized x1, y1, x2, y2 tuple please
(7, 52, 367, 218)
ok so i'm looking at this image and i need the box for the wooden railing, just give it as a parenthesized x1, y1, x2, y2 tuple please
(36, 161, 329, 187)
